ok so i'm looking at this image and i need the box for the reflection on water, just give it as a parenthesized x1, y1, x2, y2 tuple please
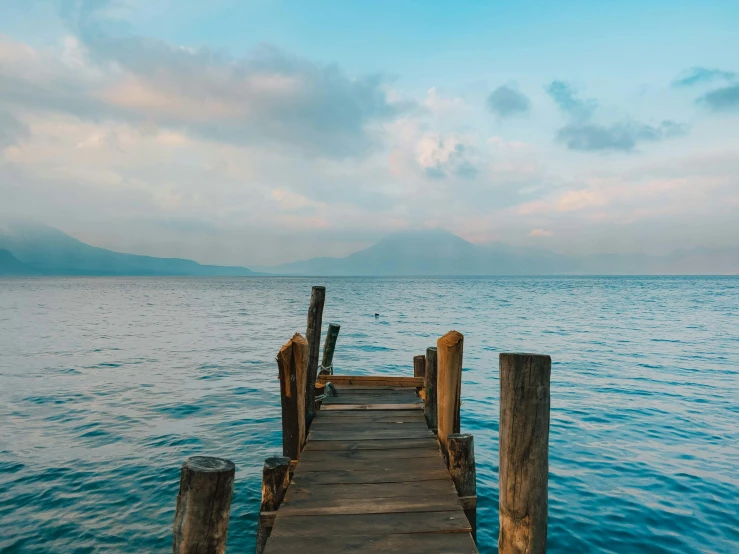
(1, 276, 738, 552)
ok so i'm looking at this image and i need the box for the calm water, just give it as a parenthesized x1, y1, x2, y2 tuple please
(0, 277, 738, 553)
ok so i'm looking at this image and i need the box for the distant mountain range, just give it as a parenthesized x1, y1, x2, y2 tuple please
(0, 221, 257, 276)
(256, 228, 739, 275)
(1, 222, 737, 276)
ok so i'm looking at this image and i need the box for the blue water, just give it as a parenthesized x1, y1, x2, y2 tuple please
(1, 277, 738, 553)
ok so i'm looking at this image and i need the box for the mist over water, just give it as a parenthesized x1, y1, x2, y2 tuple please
(1, 276, 738, 553)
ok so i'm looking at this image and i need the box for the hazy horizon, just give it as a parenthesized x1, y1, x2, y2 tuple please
(1, 1, 738, 266)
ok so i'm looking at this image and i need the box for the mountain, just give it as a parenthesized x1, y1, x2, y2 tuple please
(0, 249, 36, 275)
(260, 229, 739, 276)
(0, 221, 258, 276)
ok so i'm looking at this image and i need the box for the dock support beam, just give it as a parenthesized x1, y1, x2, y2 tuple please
(173, 456, 235, 554)
(255, 456, 291, 554)
(413, 354, 426, 379)
(424, 346, 438, 432)
(320, 323, 340, 375)
(499, 353, 551, 554)
(305, 286, 325, 425)
(277, 333, 308, 460)
(437, 330, 463, 459)
(448, 433, 477, 542)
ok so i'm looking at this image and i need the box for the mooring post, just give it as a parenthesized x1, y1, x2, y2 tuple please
(437, 330, 463, 459)
(424, 346, 438, 432)
(320, 322, 340, 375)
(447, 433, 477, 542)
(413, 354, 426, 379)
(305, 286, 325, 425)
(499, 353, 551, 554)
(255, 456, 291, 554)
(277, 333, 308, 460)
(172, 456, 235, 554)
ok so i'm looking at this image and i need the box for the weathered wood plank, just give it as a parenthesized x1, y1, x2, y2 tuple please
(320, 403, 423, 411)
(309, 429, 434, 441)
(269, 510, 471, 537)
(298, 448, 441, 463)
(318, 375, 424, 388)
(316, 408, 426, 417)
(315, 413, 426, 424)
(291, 466, 451, 486)
(284, 480, 458, 502)
(296, 454, 444, 473)
(279, 494, 463, 516)
(263, 532, 478, 554)
(302, 437, 439, 452)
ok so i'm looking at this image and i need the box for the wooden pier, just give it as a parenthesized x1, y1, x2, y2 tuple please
(171, 286, 551, 554)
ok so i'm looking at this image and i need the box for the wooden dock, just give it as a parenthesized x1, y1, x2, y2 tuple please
(263, 374, 478, 553)
(171, 286, 552, 554)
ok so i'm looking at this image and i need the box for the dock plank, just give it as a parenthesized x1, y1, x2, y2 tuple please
(269, 509, 471, 537)
(263, 533, 478, 554)
(263, 379, 478, 553)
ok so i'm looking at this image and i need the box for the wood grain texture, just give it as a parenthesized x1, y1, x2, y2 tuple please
(318, 375, 424, 388)
(263, 372, 478, 553)
(424, 346, 438, 432)
(305, 286, 325, 424)
(413, 355, 426, 379)
(277, 334, 308, 460)
(263, 533, 478, 554)
(437, 331, 464, 458)
(447, 434, 477, 542)
(320, 323, 341, 374)
(498, 353, 551, 554)
(172, 456, 234, 554)
(269, 509, 471, 537)
(256, 456, 291, 554)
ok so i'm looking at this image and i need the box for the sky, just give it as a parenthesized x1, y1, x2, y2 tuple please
(1, 0, 738, 266)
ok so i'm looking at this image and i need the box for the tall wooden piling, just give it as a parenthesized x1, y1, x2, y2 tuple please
(305, 286, 325, 424)
(320, 323, 340, 375)
(277, 333, 308, 460)
(255, 456, 291, 554)
(172, 456, 235, 554)
(413, 354, 426, 379)
(437, 330, 464, 457)
(499, 353, 551, 554)
(424, 346, 438, 432)
(448, 433, 477, 542)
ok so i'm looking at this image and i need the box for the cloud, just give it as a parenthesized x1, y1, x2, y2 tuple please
(697, 84, 739, 111)
(0, 13, 413, 159)
(0, 111, 30, 148)
(545, 80, 596, 121)
(486, 85, 530, 118)
(529, 228, 552, 237)
(546, 80, 686, 153)
(671, 67, 736, 87)
(416, 132, 479, 179)
(556, 120, 687, 152)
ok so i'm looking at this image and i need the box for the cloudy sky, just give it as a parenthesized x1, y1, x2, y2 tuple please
(1, 0, 738, 266)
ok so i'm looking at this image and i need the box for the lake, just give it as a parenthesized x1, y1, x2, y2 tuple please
(1, 276, 738, 553)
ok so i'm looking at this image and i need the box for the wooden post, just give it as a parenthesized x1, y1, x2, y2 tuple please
(413, 354, 426, 379)
(305, 286, 325, 424)
(437, 330, 463, 458)
(424, 346, 438, 432)
(255, 456, 291, 554)
(499, 353, 551, 554)
(448, 433, 477, 542)
(320, 323, 340, 375)
(173, 456, 235, 554)
(277, 333, 308, 460)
